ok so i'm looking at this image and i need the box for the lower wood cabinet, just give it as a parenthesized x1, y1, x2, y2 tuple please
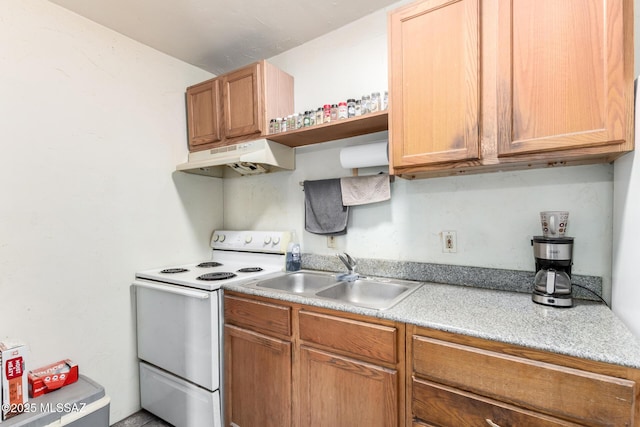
(408, 326, 640, 427)
(223, 292, 640, 427)
(223, 292, 405, 427)
(299, 346, 398, 426)
(297, 309, 403, 426)
(224, 325, 292, 427)
(224, 294, 293, 427)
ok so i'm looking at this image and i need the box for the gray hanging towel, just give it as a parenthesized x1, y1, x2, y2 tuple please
(304, 178, 349, 235)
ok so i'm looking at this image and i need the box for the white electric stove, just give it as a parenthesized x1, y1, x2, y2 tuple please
(133, 230, 292, 427)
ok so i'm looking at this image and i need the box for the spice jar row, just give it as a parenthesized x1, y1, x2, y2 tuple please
(269, 91, 388, 134)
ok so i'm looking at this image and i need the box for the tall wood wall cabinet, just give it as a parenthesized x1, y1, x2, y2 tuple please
(186, 60, 294, 152)
(388, 0, 634, 179)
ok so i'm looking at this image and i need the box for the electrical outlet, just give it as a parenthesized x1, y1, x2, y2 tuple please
(442, 231, 457, 253)
(327, 236, 336, 249)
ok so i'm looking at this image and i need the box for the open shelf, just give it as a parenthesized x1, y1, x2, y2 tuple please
(268, 110, 388, 147)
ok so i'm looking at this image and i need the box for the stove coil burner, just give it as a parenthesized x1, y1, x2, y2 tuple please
(197, 262, 223, 268)
(237, 267, 264, 273)
(197, 272, 237, 281)
(160, 268, 189, 274)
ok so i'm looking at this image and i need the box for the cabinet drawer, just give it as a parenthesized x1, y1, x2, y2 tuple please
(299, 310, 397, 364)
(412, 377, 579, 426)
(413, 336, 635, 426)
(224, 295, 291, 337)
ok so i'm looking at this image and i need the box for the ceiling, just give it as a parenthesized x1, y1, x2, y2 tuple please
(49, 0, 400, 76)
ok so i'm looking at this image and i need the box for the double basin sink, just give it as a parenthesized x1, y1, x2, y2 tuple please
(244, 270, 422, 310)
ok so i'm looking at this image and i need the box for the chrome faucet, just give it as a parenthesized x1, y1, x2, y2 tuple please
(336, 253, 359, 282)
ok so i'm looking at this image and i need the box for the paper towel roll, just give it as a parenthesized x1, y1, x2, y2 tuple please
(339, 142, 389, 169)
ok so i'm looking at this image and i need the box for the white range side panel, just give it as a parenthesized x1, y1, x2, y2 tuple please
(135, 282, 220, 391)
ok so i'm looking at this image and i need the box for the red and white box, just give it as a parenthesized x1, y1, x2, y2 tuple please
(0, 342, 28, 421)
(28, 359, 78, 398)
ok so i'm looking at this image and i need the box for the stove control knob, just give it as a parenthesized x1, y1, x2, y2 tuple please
(245, 235, 252, 244)
(272, 237, 281, 245)
(212, 234, 219, 242)
(264, 236, 272, 245)
(218, 234, 226, 242)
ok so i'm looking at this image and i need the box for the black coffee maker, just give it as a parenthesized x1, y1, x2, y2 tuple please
(531, 236, 574, 307)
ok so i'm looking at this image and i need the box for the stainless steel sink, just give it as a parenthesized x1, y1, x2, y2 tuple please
(315, 278, 421, 310)
(255, 271, 339, 293)
(248, 270, 422, 310)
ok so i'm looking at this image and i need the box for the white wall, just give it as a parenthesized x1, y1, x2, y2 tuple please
(0, 0, 223, 422)
(225, 2, 615, 298)
(611, 0, 640, 338)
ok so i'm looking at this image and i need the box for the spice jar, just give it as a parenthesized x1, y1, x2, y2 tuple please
(274, 117, 282, 133)
(309, 110, 316, 126)
(269, 119, 276, 134)
(280, 117, 287, 132)
(370, 92, 380, 113)
(355, 100, 362, 116)
(303, 111, 311, 127)
(361, 94, 370, 114)
(294, 113, 302, 129)
(287, 115, 294, 130)
(330, 104, 339, 121)
(382, 91, 388, 110)
(347, 99, 356, 118)
(323, 104, 332, 124)
(316, 107, 323, 125)
(338, 102, 348, 119)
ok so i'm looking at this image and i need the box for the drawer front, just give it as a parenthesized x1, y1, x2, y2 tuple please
(224, 295, 291, 337)
(413, 377, 579, 427)
(299, 310, 396, 364)
(413, 336, 635, 426)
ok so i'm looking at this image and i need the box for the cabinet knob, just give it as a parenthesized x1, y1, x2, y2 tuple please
(485, 419, 501, 427)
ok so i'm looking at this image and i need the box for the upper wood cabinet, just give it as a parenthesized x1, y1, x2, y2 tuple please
(186, 60, 294, 152)
(388, 0, 480, 169)
(221, 63, 262, 139)
(388, 0, 634, 179)
(497, 0, 630, 157)
(186, 78, 222, 148)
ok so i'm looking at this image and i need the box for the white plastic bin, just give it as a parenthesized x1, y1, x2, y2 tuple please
(2, 375, 109, 427)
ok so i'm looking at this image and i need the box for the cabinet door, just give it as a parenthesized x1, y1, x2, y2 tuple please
(299, 346, 398, 426)
(222, 62, 263, 139)
(186, 79, 222, 149)
(389, 0, 480, 171)
(497, 0, 628, 156)
(224, 324, 291, 427)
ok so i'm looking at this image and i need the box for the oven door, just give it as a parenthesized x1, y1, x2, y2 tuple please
(133, 280, 220, 391)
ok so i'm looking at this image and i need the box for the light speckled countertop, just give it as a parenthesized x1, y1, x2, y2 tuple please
(222, 271, 640, 370)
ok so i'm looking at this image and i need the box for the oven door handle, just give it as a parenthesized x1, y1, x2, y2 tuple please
(133, 280, 210, 300)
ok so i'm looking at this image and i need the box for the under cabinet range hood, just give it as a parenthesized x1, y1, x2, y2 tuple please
(176, 139, 295, 177)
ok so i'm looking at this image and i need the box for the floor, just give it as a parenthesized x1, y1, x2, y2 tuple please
(111, 410, 173, 427)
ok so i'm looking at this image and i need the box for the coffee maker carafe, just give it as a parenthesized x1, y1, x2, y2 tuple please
(531, 236, 574, 307)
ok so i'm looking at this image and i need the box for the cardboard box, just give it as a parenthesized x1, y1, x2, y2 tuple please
(28, 359, 78, 398)
(0, 342, 28, 421)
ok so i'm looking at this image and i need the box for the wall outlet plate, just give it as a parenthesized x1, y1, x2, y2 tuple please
(442, 231, 457, 253)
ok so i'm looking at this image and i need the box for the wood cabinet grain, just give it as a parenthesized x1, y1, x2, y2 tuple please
(408, 325, 640, 427)
(186, 60, 294, 152)
(223, 294, 293, 426)
(388, 0, 634, 179)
